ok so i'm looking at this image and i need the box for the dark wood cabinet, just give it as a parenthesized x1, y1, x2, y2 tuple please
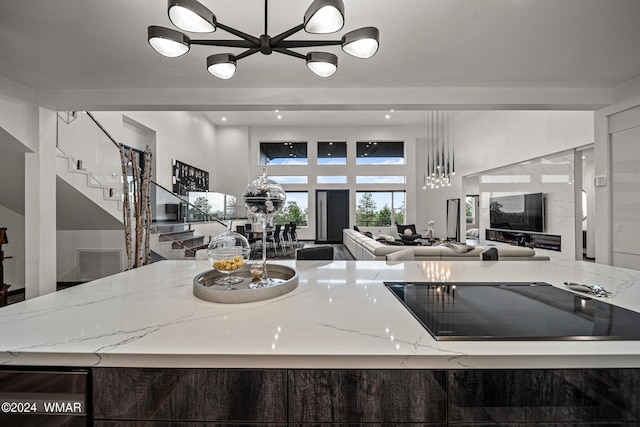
(90, 367, 640, 425)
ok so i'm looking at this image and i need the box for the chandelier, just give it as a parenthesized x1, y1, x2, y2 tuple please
(147, 0, 380, 79)
(422, 111, 455, 189)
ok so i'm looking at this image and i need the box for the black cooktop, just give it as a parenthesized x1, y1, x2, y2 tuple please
(385, 282, 640, 341)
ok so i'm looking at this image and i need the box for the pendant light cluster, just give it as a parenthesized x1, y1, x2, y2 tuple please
(148, 0, 380, 79)
(422, 111, 455, 189)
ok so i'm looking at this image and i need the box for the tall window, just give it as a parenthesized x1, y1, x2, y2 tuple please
(317, 141, 347, 165)
(356, 141, 405, 165)
(355, 191, 405, 227)
(273, 191, 309, 226)
(259, 142, 308, 165)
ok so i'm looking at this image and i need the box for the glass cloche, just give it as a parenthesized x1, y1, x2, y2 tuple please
(207, 231, 251, 287)
(242, 170, 286, 221)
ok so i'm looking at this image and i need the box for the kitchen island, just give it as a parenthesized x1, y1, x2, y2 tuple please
(2, 259, 640, 425)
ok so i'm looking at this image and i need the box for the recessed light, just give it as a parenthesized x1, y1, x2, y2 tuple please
(390, 109, 394, 112)
(275, 109, 279, 113)
(385, 114, 390, 119)
(221, 117, 226, 121)
(277, 115, 282, 119)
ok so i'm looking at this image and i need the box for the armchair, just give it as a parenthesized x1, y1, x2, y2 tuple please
(396, 224, 422, 246)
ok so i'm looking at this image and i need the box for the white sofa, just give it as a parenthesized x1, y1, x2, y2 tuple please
(343, 229, 549, 261)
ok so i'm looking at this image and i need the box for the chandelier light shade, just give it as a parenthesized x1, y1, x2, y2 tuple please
(341, 27, 379, 58)
(168, 0, 216, 33)
(423, 111, 456, 189)
(207, 53, 237, 79)
(303, 0, 345, 34)
(148, 26, 191, 57)
(306, 52, 338, 77)
(147, 0, 378, 79)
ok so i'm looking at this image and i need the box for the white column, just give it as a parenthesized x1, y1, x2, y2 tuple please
(24, 108, 57, 299)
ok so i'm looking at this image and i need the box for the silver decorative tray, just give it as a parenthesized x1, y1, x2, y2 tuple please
(193, 264, 298, 304)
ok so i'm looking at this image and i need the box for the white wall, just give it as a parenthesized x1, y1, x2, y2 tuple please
(214, 126, 251, 202)
(477, 150, 577, 260)
(595, 73, 640, 266)
(57, 230, 126, 282)
(417, 111, 594, 243)
(0, 76, 37, 292)
(0, 74, 37, 152)
(91, 111, 217, 192)
(610, 115, 640, 269)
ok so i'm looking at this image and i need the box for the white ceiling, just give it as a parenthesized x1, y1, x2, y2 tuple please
(1, 0, 640, 125)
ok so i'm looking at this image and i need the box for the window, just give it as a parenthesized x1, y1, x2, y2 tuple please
(355, 191, 405, 227)
(187, 191, 236, 220)
(259, 142, 308, 165)
(317, 175, 347, 184)
(356, 176, 405, 184)
(273, 191, 309, 226)
(356, 141, 404, 165)
(317, 141, 347, 165)
(269, 176, 308, 184)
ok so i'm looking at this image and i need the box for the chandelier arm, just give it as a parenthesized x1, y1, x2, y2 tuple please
(270, 24, 305, 45)
(234, 48, 261, 61)
(278, 40, 342, 48)
(272, 48, 308, 60)
(215, 22, 261, 44)
(191, 39, 257, 48)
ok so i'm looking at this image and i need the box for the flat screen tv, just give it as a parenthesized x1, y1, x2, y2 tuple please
(489, 192, 544, 232)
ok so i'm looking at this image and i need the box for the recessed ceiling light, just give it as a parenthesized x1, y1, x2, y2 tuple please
(221, 117, 226, 121)
(390, 109, 394, 112)
(277, 115, 282, 119)
(385, 114, 390, 119)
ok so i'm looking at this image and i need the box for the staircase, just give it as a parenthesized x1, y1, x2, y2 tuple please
(55, 151, 122, 223)
(150, 222, 227, 260)
(55, 111, 229, 263)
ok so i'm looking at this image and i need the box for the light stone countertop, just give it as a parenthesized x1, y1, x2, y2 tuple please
(2, 259, 640, 369)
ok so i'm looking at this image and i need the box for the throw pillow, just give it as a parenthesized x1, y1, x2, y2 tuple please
(404, 228, 413, 236)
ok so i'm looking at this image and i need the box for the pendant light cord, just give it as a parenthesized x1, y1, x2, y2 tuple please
(264, 0, 268, 35)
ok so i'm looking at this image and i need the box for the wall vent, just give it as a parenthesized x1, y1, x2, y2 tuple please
(77, 249, 122, 281)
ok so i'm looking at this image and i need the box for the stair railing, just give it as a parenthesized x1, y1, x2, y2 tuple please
(57, 110, 228, 227)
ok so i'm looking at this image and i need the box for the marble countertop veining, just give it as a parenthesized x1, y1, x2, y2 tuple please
(2, 260, 640, 369)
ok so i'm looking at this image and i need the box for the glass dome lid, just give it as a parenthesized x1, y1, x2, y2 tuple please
(242, 169, 286, 220)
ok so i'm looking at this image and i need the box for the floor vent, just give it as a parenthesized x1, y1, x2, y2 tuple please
(77, 249, 122, 281)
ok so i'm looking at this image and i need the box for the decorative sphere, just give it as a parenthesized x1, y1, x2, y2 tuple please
(242, 171, 286, 221)
(207, 231, 251, 274)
